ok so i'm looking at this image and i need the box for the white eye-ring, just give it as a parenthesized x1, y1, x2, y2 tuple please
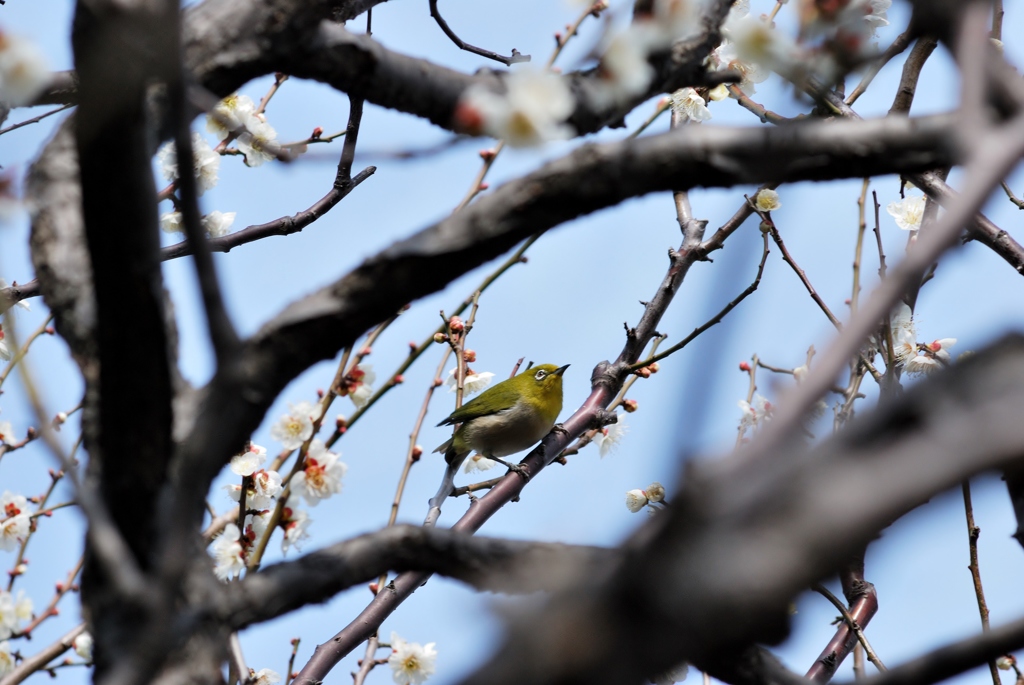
(534, 370, 547, 381)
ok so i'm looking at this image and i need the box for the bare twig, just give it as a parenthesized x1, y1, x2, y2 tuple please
(429, 0, 529, 65)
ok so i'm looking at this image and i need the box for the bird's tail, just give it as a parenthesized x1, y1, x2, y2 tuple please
(425, 446, 467, 525)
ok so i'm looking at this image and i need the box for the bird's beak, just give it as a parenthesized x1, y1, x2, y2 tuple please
(554, 364, 570, 376)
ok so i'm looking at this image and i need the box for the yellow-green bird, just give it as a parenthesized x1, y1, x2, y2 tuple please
(428, 363, 569, 509)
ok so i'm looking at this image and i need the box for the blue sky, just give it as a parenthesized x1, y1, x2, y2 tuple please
(2, 1, 1024, 685)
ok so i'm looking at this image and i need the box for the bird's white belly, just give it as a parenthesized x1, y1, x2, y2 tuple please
(462, 401, 553, 458)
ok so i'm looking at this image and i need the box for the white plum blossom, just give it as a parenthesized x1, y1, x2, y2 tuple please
(346, 363, 376, 409)
(0, 422, 15, 446)
(230, 443, 268, 477)
(626, 489, 648, 513)
(211, 523, 245, 581)
(445, 368, 494, 397)
(0, 641, 12, 676)
(886, 193, 926, 232)
(593, 414, 627, 457)
(0, 281, 29, 311)
(245, 510, 271, 544)
(905, 338, 957, 376)
(738, 394, 772, 431)
(250, 668, 281, 685)
(670, 87, 711, 123)
(270, 401, 316, 450)
(463, 454, 497, 473)
(0, 492, 30, 551)
(863, 0, 892, 36)
(291, 440, 347, 506)
(712, 40, 769, 95)
(457, 69, 574, 148)
(888, 303, 918, 363)
(73, 632, 94, 661)
(0, 589, 32, 639)
(251, 470, 283, 509)
(0, 31, 49, 107)
(725, 16, 800, 76)
(707, 84, 730, 101)
(594, 25, 660, 106)
(159, 212, 183, 234)
(237, 114, 279, 167)
(388, 633, 437, 685)
(207, 94, 257, 140)
(281, 496, 312, 554)
(156, 133, 220, 196)
(754, 188, 781, 212)
(202, 211, 236, 238)
(645, 482, 666, 503)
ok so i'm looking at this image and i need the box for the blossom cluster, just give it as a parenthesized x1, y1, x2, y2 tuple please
(889, 304, 957, 376)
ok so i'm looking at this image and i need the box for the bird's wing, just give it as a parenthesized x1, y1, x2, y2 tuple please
(436, 382, 520, 426)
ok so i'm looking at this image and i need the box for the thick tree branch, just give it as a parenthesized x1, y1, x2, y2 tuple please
(218, 525, 618, 628)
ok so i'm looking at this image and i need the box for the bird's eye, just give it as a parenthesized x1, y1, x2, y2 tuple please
(534, 370, 547, 381)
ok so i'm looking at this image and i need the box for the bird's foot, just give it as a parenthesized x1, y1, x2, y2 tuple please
(491, 457, 529, 480)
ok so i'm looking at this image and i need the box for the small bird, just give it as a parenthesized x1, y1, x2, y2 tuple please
(428, 363, 569, 510)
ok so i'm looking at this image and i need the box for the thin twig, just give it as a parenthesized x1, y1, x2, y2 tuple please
(962, 480, 1002, 685)
(429, 0, 529, 65)
(0, 104, 74, 136)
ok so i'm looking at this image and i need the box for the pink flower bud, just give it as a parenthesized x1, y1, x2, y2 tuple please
(635, 367, 651, 379)
(394, 375, 405, 384)
(412, 445, 423, 461)
(311, 126, 323, 139)
(449, 316, 465, 333)
(739, 361, 751, 371)
(479, 148, 496, 161)
(648, 362, 660, 374)
(463, 349, 477, 363)
(622, 399, 638, 413)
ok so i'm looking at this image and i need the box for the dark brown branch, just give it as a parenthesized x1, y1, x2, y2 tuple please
(428, 0, 530, 66)
(218, 526, 618, 628)
(846, 31, 914, 105)
(888, 38, 938, 116)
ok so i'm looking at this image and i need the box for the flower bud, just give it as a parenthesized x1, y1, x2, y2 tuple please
(479, 148, 496, 161)
(739, 361, 751, 371)
(645, 482, 665, 503)
(625, 489, 648, 513)
(479, 182, 489, 191)
(996, 656, 1015, 671)
(311, 126, 323, 139)
(412, 445, 423, 461)
(409, 341, 418, 351)
(463, 349, 477, 363)
(359, 346, 372, 357)
(336, 415, 347, 430)
(394, 375, 405, 385)
(368, 582, 379, 595)
(635, 367, 651, 378)
(448, 316, 465, 333)
(622, 399, 638, 413)
(433, 332, 448, 344)
(648, 362, 660, 374)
